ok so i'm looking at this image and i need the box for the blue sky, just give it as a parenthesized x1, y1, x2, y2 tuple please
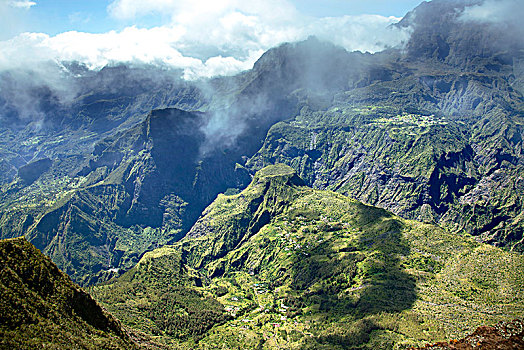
(8, 1, 423, 37)
(293, 0, 423, 18)
(2, 1, 114, 39)
(0, 0, 424, 78)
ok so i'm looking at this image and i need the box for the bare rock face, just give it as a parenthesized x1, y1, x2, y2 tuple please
(17, 158, 52, 184)
(411, 319, 524, 350)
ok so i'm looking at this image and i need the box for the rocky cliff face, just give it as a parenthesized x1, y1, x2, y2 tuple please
(0, 0, 523, 285)
(247, 96, 524, 250)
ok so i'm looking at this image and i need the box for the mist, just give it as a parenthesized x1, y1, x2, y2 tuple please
(460, 0, 523, 24)
(0, 3, 412, 147)
(0, 62, 78, 129)
(452, 0, 524, 47)
(2, 0, 521, 160)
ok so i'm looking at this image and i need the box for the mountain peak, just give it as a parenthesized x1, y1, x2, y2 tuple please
(397, 0, 523, 63)
(246, 164, 306, 210)
(253, 163, 304, 186)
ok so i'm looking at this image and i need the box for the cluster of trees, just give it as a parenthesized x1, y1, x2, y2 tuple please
(147, 287, 229, 339)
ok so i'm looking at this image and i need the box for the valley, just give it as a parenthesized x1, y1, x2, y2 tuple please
(90, 164, 524, 349)
(0, 0, 523, 348)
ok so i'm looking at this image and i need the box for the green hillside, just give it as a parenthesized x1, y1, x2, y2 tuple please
(92, 165, 524, 349)
(0, 237, 137, 349)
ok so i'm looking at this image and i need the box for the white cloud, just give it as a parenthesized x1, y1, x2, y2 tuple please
(306, 15, 407, 53)
(459, 0, 522, 23)
(108, 0, 298, 24)
(9, 0, 36, 9)
(0, 0, 411, 79)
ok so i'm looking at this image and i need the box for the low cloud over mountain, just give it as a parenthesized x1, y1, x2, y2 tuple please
(0, 0, 410, 79)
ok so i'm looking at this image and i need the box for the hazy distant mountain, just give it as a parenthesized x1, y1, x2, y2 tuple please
(0, 0, 523, 348)
(0, 0, 522, 287)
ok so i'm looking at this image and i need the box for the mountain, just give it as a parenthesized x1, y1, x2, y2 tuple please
(247, 0, 524, 251)
(0, 0, 523, 287)
(398, 0, 523, 67)
(91, 165, 524, 349)
(0, 38, 377, 285)
(0, 237, 136, 349)
(0, 107, 253, 285)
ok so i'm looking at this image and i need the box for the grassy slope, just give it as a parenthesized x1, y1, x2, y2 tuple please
(0, 237, 137, 349)
(92, 165, 524, 349)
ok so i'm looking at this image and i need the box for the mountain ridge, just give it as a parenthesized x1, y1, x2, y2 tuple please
(0, 236, 137, 349)
(91, 164, 524, 349)
(0, 0, 523, 286)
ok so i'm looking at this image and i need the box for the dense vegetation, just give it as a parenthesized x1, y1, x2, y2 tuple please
(92, 165, 524, 349)
(91, 246, 230, 347)
(0, 237, 136, 349)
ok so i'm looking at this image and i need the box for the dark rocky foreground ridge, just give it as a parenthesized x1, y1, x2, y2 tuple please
(411, 319, 524, 349)
(0, 0, 523, 290)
